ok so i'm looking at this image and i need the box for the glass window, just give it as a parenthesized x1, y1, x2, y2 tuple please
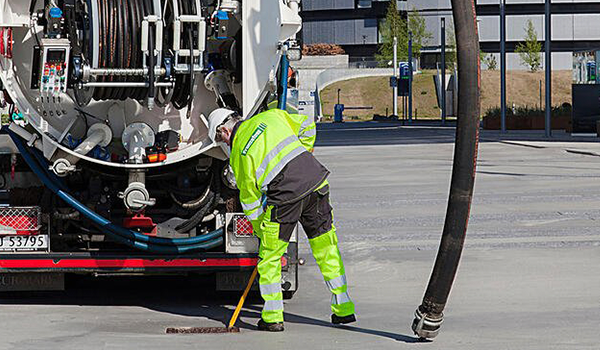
(357, 0, 372, 8)
(364, 18, 377, 28)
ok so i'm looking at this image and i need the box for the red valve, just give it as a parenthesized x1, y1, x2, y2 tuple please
(0, 28, 13, 59)
(0, 28, 5, 57)
(6, 28, 12, 59)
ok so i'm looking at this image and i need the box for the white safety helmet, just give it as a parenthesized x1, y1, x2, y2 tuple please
(207, 108, 236, 143)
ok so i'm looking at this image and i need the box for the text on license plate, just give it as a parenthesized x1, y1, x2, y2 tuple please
(0, 235, 49, 251)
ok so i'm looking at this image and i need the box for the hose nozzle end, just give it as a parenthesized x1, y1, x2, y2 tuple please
(411, 306, 443, 340)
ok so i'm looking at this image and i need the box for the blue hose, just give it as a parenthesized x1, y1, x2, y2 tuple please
(277, 54, 290, 110)
(8, 131, 224, 253)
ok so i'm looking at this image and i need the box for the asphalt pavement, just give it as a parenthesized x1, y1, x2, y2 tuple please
(2, 122, 600, 349)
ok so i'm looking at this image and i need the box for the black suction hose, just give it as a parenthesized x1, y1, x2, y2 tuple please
(411, 0, 481, 340)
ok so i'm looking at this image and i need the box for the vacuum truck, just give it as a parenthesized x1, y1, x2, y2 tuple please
(0, 0, 302, 295)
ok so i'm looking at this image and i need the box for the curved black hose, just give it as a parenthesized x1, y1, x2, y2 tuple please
(175, 192, 215, 233)
(412, 0, 481, 339)
(175, 165, 220, 233)
(170, 180, 212, 209)
(172, 0, 194, 109)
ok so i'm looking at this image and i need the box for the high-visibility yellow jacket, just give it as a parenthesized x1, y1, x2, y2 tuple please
(229, 109, 328, 230)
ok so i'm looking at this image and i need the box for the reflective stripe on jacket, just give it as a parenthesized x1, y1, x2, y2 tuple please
(230, 109, 322, 229)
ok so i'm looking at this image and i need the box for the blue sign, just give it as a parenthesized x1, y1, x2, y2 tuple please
(587, 62, 596, 82)
(400, 63, 410, 80)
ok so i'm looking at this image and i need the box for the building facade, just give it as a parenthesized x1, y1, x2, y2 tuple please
(409, 0, 600, 70)
(301, 0, 600, 70)
(300, 0, 407, 58)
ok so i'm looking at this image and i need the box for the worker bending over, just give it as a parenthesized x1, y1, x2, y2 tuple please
(208, 108, 355, 332)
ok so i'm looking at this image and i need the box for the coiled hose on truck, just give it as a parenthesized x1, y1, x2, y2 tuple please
(8, 130, 224, 254)
(87, 0, 196, 107)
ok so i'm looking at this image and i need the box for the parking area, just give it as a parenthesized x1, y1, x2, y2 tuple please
(2, 122, 600, 350)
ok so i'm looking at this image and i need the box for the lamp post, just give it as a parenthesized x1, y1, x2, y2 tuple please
(441, 17, 446, 125)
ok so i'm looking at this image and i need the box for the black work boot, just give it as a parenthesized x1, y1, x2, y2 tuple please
(257, 319, 285, 332)
(332, 314, 356, 325)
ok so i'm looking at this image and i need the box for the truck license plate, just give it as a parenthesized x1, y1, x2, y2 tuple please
(0, 273, 64, 292)
(0, 235, 49, 251)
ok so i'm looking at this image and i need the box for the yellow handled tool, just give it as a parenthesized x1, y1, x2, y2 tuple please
(165, 265, 259, 334)
(228, 265, 259, 330)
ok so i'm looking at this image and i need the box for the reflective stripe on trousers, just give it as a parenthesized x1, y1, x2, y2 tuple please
(309, 227, 356, 318)
(263, 299, 284, 311)
(260, 282, 281, 296)
(256, 206, 289, 323)
(325, 274, 347, 291)
(331, 291, 352, 305)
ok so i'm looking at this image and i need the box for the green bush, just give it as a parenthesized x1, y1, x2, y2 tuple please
(484, 104, 572, 118)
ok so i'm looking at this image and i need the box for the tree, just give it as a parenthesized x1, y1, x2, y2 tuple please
(408, 9, 433, 59)
(376, 0, 408, 65)
(483, 52, 498, 70)
(516, 19, 542, 72)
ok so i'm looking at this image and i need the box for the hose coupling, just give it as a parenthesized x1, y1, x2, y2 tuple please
(119, 181, 156, 212)
(51, 158, 76, 177)
(411, 307, 443, 340)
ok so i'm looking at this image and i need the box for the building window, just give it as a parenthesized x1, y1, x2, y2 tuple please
(357, 0, 372, 8)
(365, 18, 377, 28)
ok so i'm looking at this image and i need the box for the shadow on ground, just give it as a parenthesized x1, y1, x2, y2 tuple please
(316, 121, 600, 147)
(0, 275, 420, 343)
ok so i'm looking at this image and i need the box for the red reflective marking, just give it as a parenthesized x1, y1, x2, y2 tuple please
(0, 258, 258, 269)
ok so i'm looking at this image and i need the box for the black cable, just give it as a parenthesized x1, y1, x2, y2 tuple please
(8, 104, 15, 121)
(172, 0, 192, 110)
(29, 0, 37, 15)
